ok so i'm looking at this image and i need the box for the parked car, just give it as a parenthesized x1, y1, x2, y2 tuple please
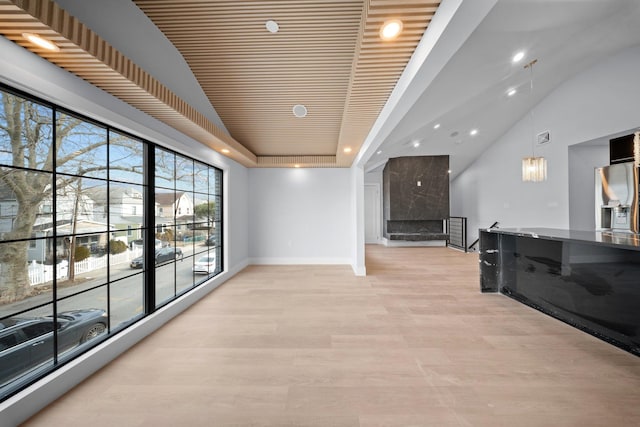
(204, 235, 217, 246)
(0, 309, 107, 386)
(193, 255, 217, 275)
(130, 247, 184, 268)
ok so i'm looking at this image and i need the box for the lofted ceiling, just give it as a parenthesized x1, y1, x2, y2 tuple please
(0, 0, 442, 168)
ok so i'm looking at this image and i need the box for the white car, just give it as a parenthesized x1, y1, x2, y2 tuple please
(193, 255, 216, 275)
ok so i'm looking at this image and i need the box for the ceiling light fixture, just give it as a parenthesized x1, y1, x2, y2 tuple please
(413, 141, 420, 148)
(507, 88, 517, 97)
(448, 169, 452, 174)
(433, 123, 441, 129)
(470, 129, 478, 136)
(292, 104, 307, 118)
(294, 164, 300, 168)
(522, 59, 547, 182)
(343, 147, 352, 153)
(22, 33, 60, 52)
(265, 20, 279, 33)
(380, 19, 403, 41)
(512, 51, 525, 63)
(220, 148, 230, 154)
(377, 150, 382, 155)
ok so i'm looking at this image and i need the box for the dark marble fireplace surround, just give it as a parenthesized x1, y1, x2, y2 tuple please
(383, 155, 449, 241)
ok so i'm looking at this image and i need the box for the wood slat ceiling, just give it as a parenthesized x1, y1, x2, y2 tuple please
(1, 0, 441, 167)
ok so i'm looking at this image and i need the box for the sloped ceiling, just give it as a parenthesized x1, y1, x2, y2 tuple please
(0, 0, 442, 168)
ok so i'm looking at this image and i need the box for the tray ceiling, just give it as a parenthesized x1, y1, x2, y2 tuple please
(0, 0, 441, 167)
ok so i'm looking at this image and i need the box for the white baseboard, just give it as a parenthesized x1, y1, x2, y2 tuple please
(383, 239, 447, 247)
(249, 257, 352, 265)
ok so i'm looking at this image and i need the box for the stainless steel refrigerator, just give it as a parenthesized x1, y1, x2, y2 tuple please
(595, 162, 639, 233)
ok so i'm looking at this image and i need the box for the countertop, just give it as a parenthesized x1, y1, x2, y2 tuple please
(483, 227, 640, 251)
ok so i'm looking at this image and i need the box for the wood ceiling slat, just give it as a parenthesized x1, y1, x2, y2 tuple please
(131, 0, 440, 164)
(1, 0, 441, 168)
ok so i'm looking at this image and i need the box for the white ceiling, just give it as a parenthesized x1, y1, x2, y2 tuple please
(52, 0, 640, 176)
(363, 0, 640, 176)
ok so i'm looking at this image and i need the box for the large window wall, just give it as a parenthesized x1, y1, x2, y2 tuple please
(0, 84, 223, 401)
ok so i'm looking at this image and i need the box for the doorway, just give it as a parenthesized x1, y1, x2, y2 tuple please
(364, 184, 381, 243)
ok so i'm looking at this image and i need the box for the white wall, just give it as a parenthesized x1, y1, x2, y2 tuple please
(568, 144, 608, 231)
(452, 45, 640, 244)
(248, 168, 352, 265)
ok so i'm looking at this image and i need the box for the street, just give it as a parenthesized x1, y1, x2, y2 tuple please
(0, 243, 219, 330)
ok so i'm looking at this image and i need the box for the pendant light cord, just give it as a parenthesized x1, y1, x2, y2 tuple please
(525, 59, 538, 157)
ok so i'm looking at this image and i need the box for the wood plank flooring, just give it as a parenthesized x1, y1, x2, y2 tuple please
(23, 246, 640, 426)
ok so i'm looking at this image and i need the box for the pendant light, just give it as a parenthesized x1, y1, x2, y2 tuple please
(522, 59, 547, 182)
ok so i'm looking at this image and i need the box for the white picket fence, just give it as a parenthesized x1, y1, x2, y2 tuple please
(27, 248, 143, 286)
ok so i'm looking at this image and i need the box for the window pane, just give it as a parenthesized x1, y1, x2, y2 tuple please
(0, 168, 53, 242)
(213, 196, 222, 222)
(108, 183, 144, 232)
(0, 91, 53, 171)
(55, 112, 107, 179)
(0, 304, 55, 389)
(176, 192, 194, 225)
(156, 190, 176, 223)
(212, 245, 222, 275)
(108, 131, 144, 184)
(209, 167, 222, 195)
(154, 149, 174, 190)
(193, 250, 217, 283)
(176, 255, 193, 294)
(155, 260, 175, 307)
(194, 161, 208, 194)
(56, 288, 108, 362)
(56, 176, 108, 237)
(0, 238, 55, 317)
(175, 155, 193, 192)
(110, 274, 144, 330)
(56, 232, 110, 293)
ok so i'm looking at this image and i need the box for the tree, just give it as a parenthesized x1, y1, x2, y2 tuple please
(0, 91, 142, 303)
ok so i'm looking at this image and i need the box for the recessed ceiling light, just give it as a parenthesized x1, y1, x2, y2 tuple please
(507, 88, 517, 97)
(413, 141, 420, 148)
(376, 150, 382, 155)
(292, 104, 307, 118)
(265, 20, 279, 33)
(380, 19, 403, 41)
(470, 129, 478, 136)
(512, 51, 525, 63)
(448, 169, 452, 174)
(221, 148, 230, 154)
(433, 123, 441, 129)
(22, 33, 60, 52)
(294, 164, 300, 168)
(343, 147, 352, 154)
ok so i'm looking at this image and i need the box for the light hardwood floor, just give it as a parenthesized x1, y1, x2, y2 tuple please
(24, 246, 640, 426)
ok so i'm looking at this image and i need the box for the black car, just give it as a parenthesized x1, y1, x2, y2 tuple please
(130, 247, 184, 268)
(0, 309, 107, 386)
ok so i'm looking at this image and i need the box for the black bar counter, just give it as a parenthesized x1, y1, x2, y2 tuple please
(480, 228, 640, 355)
